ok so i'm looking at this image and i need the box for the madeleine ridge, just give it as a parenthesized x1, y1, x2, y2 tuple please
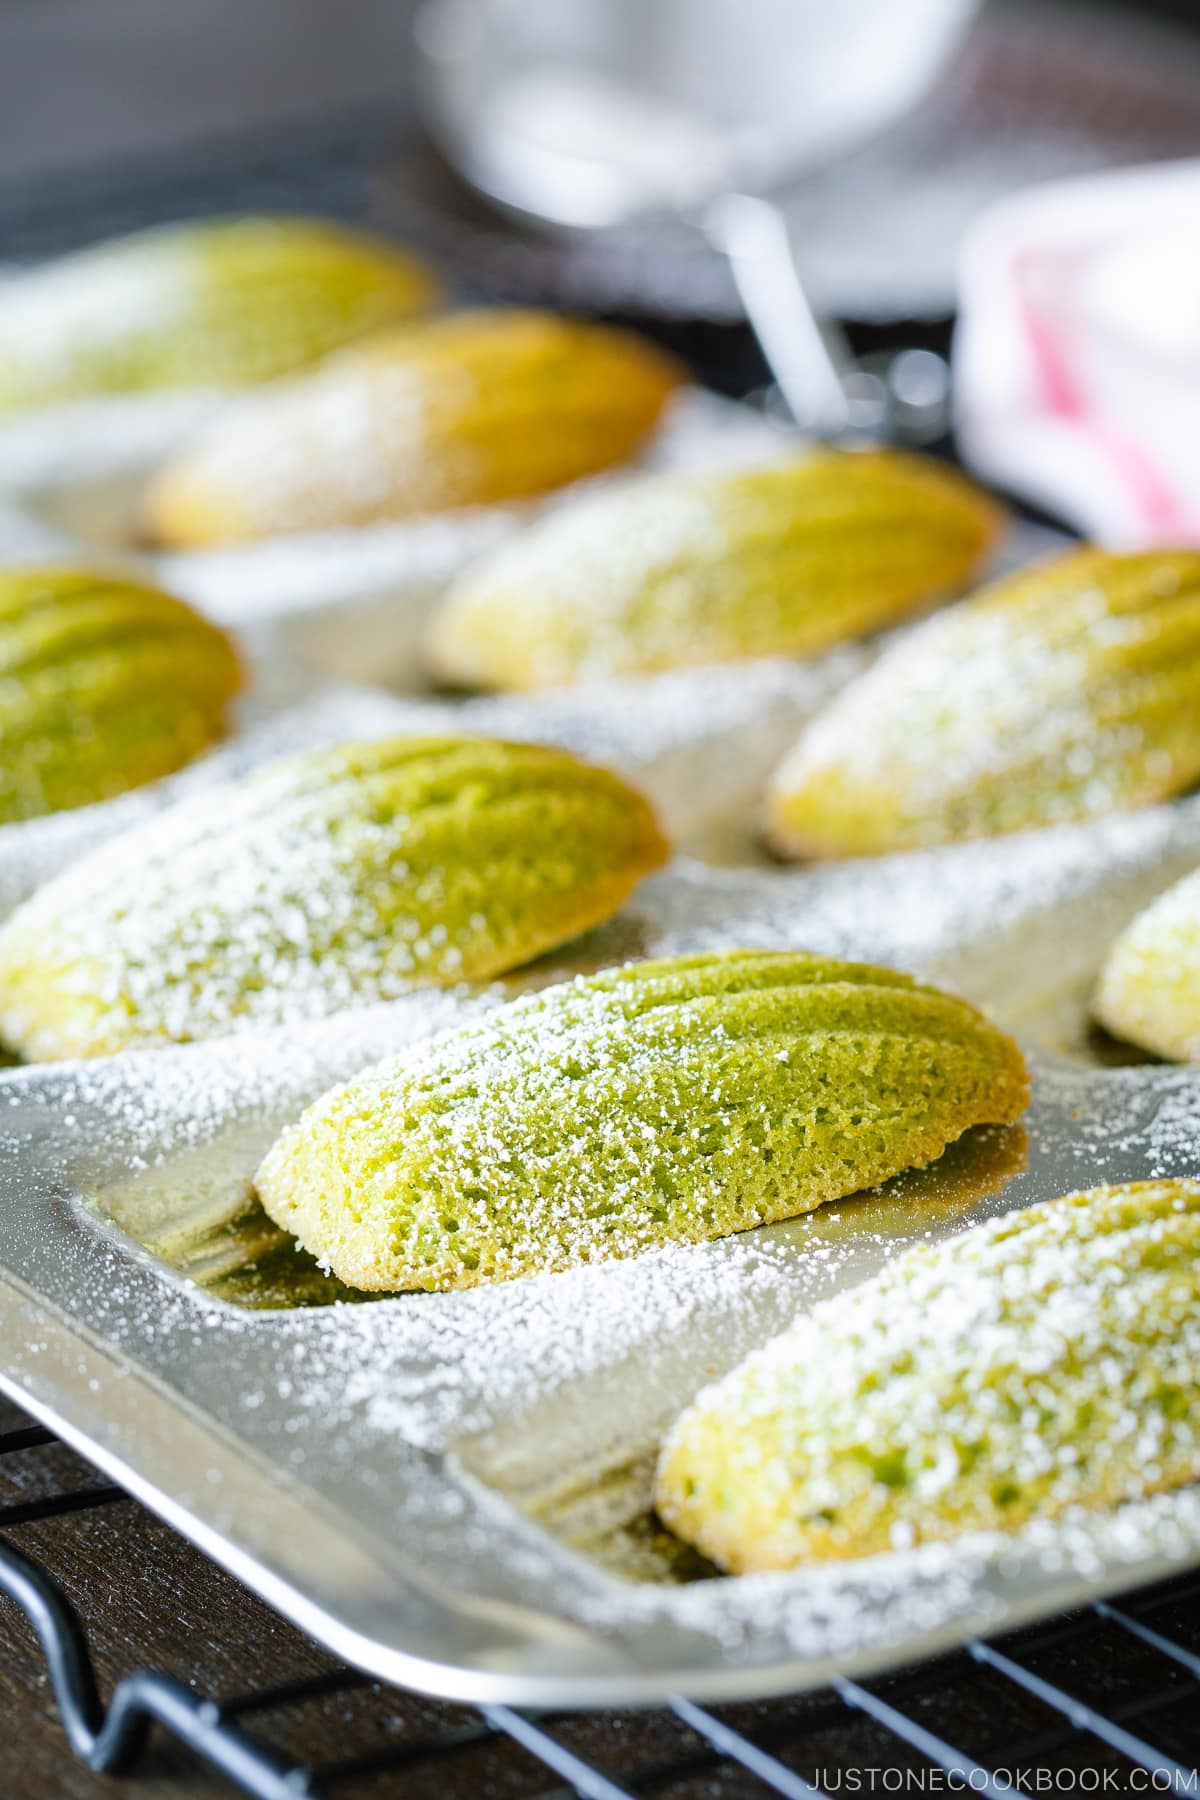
(655, 1180, 1200, 1573)
(426, 448, 1003, 690)
(0, 737, 669, 1060)
(0, 216, 437, 412)
(142, 309, 684, 546)
(767, 547, 1200, 858)
(0, 565, 241, 824)
(1093, 868, 1200, 1061)
(254, 949, 1029, 1292)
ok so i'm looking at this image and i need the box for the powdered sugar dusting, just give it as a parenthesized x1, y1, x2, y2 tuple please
(0, 355, 1197, 1693)
(0, 683, 418, 922)
(658, 1181, 1200, 1570)
(772, 551, 1200, 853)
(3, 990, 1199, 1683)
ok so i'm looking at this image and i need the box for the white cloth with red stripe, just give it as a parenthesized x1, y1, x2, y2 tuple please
(954, 159, 1200, 545)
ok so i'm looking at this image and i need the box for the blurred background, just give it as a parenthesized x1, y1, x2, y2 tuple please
(1, 0, 1198, 523)
(2, 0, 1196, 285)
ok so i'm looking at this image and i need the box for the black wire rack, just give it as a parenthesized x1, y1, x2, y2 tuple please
(1, 1409, 1198, 1798)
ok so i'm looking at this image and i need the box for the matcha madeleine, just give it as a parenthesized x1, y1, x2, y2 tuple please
(767, 548, 1200, 859)
(254, 949, 1029, 1292)
(0, 737, 668, 1061)
(0, 565, 241, 824)
(656, 1180, 1200, 1573)
(142, 309, 685, 547)
(1094, 868, 1200, 1060)
(0, 216, 437, 412)
(426, 448, 1002, 690)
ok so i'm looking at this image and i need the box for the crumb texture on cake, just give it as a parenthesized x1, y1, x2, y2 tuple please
(426, 448, 1002, 690)
(1094, 867, 1200, 1061)
(655, 1179, 1200, 1572)
(254, 947, 1029, 1293)
(767, 548, 1200, 858)
(0, 565, 240, 824)
(142, 309, 684, 546)
(0, 736, 668, 1060)
(0, 216, 437, 412)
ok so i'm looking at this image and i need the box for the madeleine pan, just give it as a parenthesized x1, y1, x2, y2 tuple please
(1, 336, 1189, 1704)
(2, 811, 1200, 1703)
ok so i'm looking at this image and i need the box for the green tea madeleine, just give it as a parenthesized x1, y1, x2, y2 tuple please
(426, 448, 1003, 690)
(254, 948, 1029, 1292)
(1094, 868, 1200, 1060)
(142, 309, 685, 546)
(0, 216, 437, 412)
(767, 548, 1200, 859)
(656, 1180, 1200, 1573)
(0, 565, 241, 824)
(0, 737, 668, 1061)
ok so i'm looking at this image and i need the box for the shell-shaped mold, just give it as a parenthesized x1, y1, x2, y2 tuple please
(0, 565, 241, 824)
(767, 548, 1200, 858)
(142, 309, 684, 545)
(426, 449, 1002, 690)
(0, 216, 437, 411)
(0, 736, 668, 1060)
(254, 947, 1029, 1292)
(656, 1179, 1200, 1572)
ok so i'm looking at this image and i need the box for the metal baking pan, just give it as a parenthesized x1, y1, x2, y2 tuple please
(1, 349, 1198, 1704)
(3, 810, 1200, 1705)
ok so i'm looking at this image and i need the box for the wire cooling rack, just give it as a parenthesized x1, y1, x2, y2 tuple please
(1, 1408, 1198, 1797)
